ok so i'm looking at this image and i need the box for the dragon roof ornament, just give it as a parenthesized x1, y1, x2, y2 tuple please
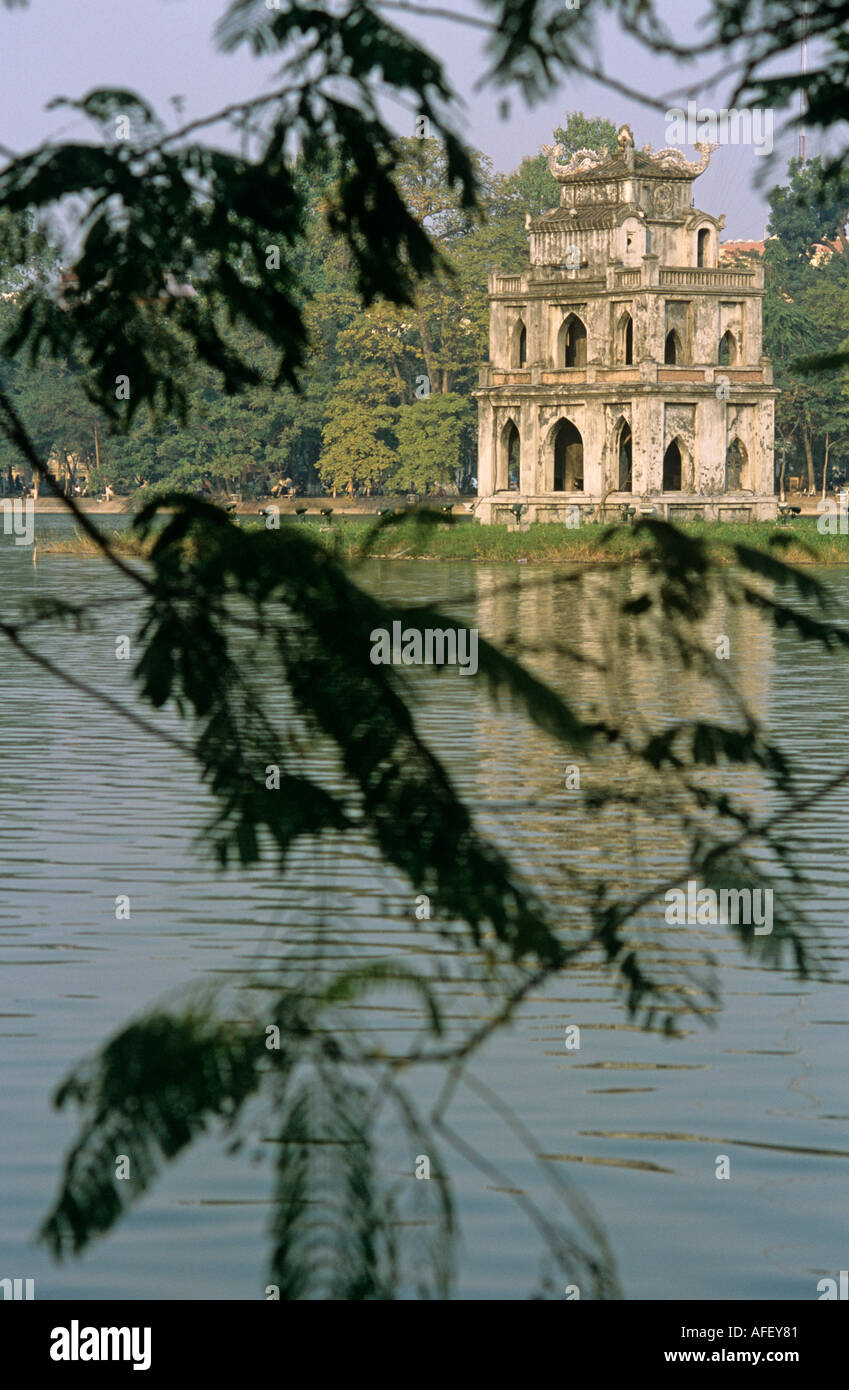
(647, 142, 718, 174)
(541, 128, 718, 181)
(541, 143, 611, 178)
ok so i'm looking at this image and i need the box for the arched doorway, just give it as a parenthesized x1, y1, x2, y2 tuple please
(615, 419, 632, 491)
(725, 437, 748, 490)
(697, 228, 710, 267)
(553, 420, 583, 491)
(501, 419, 520, 490)
(560, 315, 587, 368)
(663, 438, 683, 490)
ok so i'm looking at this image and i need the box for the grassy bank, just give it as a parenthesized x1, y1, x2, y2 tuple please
(320, 516, 849, 565)
(36, 515, 849, 565)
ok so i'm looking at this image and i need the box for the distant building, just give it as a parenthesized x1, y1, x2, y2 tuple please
(719, 239, 769, 259)
(475, 125, 777, 523)
(720, 235, 845, 266)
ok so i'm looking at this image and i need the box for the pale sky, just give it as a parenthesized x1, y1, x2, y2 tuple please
(0, 0, 828, 240)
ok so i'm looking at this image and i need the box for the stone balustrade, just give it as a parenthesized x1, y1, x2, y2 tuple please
(490, 264, 763, 295)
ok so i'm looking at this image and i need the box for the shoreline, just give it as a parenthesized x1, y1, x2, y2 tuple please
(29, 496, 475, 517)
(27, 492, 829, 519)
(33, 515, 849, 566)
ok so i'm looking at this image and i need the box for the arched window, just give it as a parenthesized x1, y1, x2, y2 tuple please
(697, 228, 711, 267)
(664, 329, 681, 365)
(510, 320, 527, 368)
(553, 420, 583, 492)
(663, 439, 683, 491)
(617, 311, 633, 365)
(501, 420, 520, 490)
(561, 314, 587, 368)
(615, 419, 632, 491)
(725, 437, 748, 490)
(718, 330, 738, 366)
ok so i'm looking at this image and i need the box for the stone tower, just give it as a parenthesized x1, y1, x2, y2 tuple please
(474, 125, 777, 523)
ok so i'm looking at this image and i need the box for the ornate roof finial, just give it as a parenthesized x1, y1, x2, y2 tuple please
(617, 123, 635, 168)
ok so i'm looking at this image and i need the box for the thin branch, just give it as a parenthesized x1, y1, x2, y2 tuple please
(2, 593, 132, 635)
(0, 384, 153, 594)
(375, 0, 492, 30)
(552, 57, 672, 114)
(145, 86, 295, 157)
(459, 1068, 620, 1286)
(0, 622, 195, 759)
(616, 757, 849, 937)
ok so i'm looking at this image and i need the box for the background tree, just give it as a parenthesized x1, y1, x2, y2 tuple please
(764, 160, 849, 492)
(391, 392, 477, 493)
(318, 359, 399, 494)
(552, 113, 619, 159)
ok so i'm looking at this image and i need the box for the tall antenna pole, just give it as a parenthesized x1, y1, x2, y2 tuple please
(799, 0, 808, 165)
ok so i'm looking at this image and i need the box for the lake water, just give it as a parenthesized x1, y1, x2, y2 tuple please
(2, 513, 848, 1300)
